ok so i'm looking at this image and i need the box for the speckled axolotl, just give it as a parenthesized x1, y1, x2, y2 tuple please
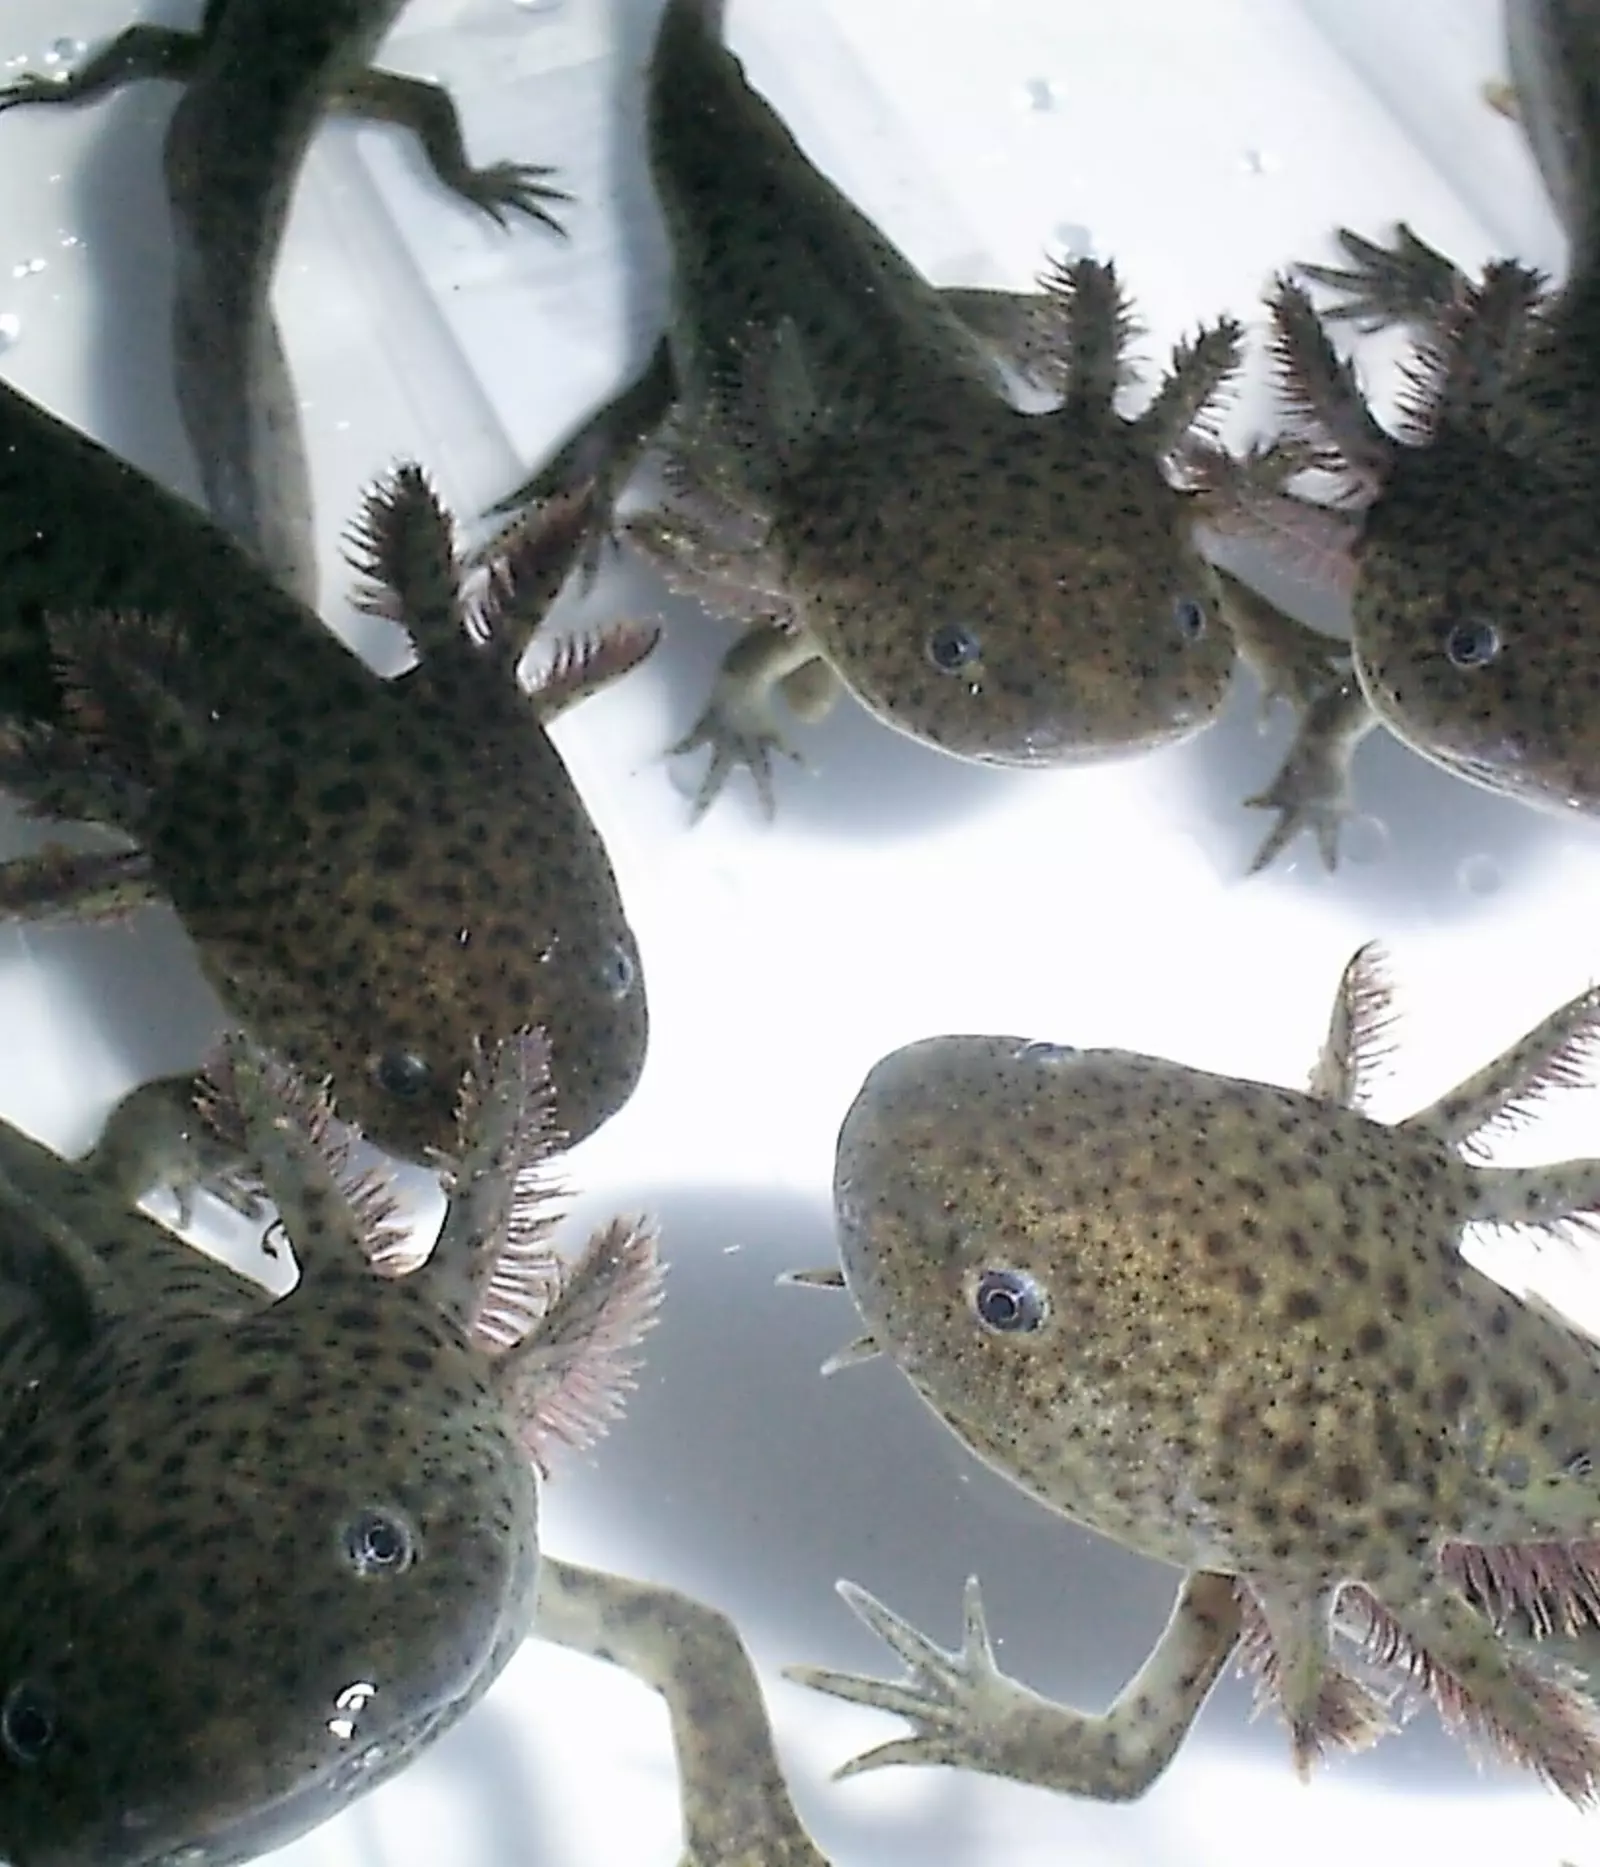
(1199, 0, 1600, 838)
(491, 0, 1350, 860)
(787, 945, 1600, 1802)
(0, 374, 651, 1162)
(0, 1031, 830, 1867)
(0, 0, 566, 605)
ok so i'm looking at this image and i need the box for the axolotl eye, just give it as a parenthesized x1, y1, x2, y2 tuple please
(0, 1681, 58, 1765)
(1444, 617, 1502, 668)
(374, 1050, 433, 1101)
(340, 1507, 418, 1577)
(925, 622, 983, 673)
(972, 1267, 1048, 1334)
(597, 942, 636, 1000)
(1172, 596, 1208, 642)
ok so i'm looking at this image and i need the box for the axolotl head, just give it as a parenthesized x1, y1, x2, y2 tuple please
(777, 398, 1235, 769)
(830, 1035, 1118, 1439)
(1351, 434, 1600, 818)
(0, 1036, 659, 1867)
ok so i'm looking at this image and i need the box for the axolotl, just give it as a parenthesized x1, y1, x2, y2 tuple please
(0, 1033, 830, 1867)
(790, 946, 1600, 1802)
(0, 0, 566, 604)
(1207, 0, 1600, 839)
(496, 0, 1347, 862)
(0, 375, 650, 1161)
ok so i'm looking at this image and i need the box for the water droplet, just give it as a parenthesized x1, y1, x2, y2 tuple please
(1341, 813, 1390, 865)
(1051, 222, 1092, 258)
(0, 315, 19, 351)
(1021, 77, 1059, 113)
(8, 259, 44, 281)
(43, 38, 85, 67)
(1457, 852, 1503, 897)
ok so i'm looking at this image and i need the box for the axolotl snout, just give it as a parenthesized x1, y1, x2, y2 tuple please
(792, 947, 1600, 1803)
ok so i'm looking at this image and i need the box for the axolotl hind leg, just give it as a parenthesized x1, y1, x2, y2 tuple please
(789, 1570, 1242, 1803)
(535, 1556, 833, 1866)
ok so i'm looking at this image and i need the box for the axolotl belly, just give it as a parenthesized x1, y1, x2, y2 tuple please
(0, 379, 648, 1159)
(792, 946, 1600, 1803)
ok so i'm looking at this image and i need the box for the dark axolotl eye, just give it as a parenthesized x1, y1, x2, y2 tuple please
(597, 942, 636, 1000)
(374, 1050, 433, 1100)
(1444, 617, 1502, 668)
(340, 1507, 418, 1578)
(1172, 596, 1208, 642)
(1, 1682, 58, 1765)
(972, 1268, 1048, 1334)
(925, 622, 983, 673)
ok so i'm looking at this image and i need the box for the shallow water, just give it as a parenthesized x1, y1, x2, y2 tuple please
(1, 1, 1599, 1862)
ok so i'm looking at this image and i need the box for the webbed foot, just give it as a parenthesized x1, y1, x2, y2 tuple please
(1296, 223, 1467, 333)
(789, 1571, 1242, 1801)
(336, 68, 570, 234)
(449, 158, 570, 234)
(669, 623, 822, 821)
(1244, 674, 1378, 875)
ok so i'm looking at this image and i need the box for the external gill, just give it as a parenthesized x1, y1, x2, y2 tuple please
(346, 464, 657, 711)
(201, 1035, 408, 1272)
(1307, 940, 1398, 1111)
(1235, 1585, 1394, 1774)
(1401, 979, 1600, 1151)
(1341, 1585, 1600, 1805)
(416, 1029, 568, 1346)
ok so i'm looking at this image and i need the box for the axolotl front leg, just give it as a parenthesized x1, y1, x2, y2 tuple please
(789, 1570, 1243, 1802)
(535, 1556, 833, 1866)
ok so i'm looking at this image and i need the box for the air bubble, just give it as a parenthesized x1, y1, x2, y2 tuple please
(1051, 222, 1092, 258)
(0, 314, 19, 351)
(9, 259, 44, 280)
(1021, 77, 1060, 113)
(44, 38, 85, 66)
(1341, 814, 1390, 866)
(510, 0, 563, 12)
(1239, 147, 1280, 176)
(1457, 853, 1503, 898)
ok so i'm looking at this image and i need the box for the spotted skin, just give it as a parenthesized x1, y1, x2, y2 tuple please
(1232, 0, 1600, 825)
(0, 1040, 828, 1867)
(0, 382, 648, 1160)
(494, 0, 1345, 843)
(0, 0, 566, 603)
(792, 947, 1600, 1803)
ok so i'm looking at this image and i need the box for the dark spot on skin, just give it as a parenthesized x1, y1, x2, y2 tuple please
(1284, 1290, 1320, 1322)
